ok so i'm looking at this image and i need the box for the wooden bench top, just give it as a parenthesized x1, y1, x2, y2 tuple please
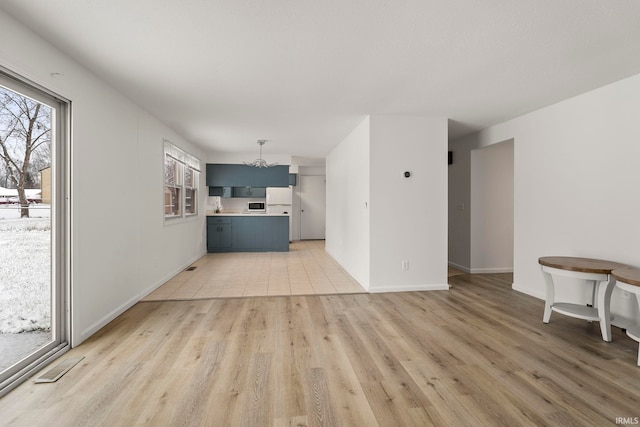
(538, 256, 628, 274)
(612, 268, 640, 287)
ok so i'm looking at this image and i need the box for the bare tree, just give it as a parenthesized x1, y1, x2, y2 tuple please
(0, 161, 7, 188)
(0, 87, 51, 217)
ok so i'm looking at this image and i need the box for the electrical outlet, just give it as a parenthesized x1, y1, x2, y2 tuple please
(402, 260, 409, 271)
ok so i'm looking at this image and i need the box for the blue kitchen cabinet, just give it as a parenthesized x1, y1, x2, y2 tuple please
(209, 186, 266, 198)
(232, 217, 265, 250)
(206, 164, 289, 187)
(231, 216, 288, 251)
(206, 164, 239, 187)
(207, 217, 232, 251)
(231, 187, 266, 198)
(256, 165, 289, 187)
(207, 215, 289, 252)
(208, 186, 232, 197)
(264, 217, 289, 251)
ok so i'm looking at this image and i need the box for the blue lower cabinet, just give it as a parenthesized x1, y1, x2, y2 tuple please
(219, 224, 233, 248)
(265, 217, 289, 251)
(207, 216, 289, 252)
(233, 217, 265, 250)
(207, 217, 232, 251)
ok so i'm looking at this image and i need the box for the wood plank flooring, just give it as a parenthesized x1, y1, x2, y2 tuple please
(1, 272, 639, 426)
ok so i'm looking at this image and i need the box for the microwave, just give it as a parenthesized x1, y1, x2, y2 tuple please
(247, 201, 266, 212)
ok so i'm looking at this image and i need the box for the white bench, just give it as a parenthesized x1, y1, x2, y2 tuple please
(539, 256, 628, 342)
(612, 268, 640, 366)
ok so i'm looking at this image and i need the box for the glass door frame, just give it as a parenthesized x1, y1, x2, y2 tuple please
(0, 66, 71, 397)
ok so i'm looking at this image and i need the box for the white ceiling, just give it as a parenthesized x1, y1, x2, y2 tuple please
(3, 1, 640, 158)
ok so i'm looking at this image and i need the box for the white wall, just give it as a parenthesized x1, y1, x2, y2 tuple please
(450, 73, 640, 326)
(327, 115, 448, 292)
(0, 9, 206, 346)
(369, 115, 448, 292)
(470, 139, 514, 273)
(326, 117, 370, 288)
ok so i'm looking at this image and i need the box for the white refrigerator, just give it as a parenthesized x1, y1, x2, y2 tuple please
(266, 187, 293, 241)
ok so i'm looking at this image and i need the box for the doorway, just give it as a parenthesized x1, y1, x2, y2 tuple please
(0, 68, 69, 396)
(469, 139, 514, 274)
(299, 175, 326, 240)
(447, 139, 514, 276)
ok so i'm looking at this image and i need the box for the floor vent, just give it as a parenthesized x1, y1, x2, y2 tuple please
(185, 266, 197, 271)
(34, 357, 84, 383)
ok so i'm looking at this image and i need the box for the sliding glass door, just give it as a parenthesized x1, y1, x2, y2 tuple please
(0, 68, 69, 396)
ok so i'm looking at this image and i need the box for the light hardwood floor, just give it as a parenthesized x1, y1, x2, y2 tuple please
(143, 240, 365, 301)
(1, 273, 639, 426)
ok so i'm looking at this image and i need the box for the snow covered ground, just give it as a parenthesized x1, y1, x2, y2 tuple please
(0, 205, 51, 334)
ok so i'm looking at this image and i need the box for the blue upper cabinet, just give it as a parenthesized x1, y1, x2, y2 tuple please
(206, 164, 239, 186)
(206, 164, 289, 187)
(260, 165, 289, 187)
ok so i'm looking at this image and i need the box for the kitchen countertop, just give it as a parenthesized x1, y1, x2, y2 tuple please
(206, 210, 289, 217)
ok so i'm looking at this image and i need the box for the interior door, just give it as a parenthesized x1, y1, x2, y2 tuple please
(300, 175, 326, 240)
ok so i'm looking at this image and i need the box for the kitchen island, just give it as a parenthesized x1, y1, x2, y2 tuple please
(206, 213, 289, 252)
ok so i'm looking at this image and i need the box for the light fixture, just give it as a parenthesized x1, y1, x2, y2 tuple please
(243, 139, 279, 168)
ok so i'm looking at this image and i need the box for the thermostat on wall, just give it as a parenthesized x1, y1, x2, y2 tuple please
(404, 171, 411, 178)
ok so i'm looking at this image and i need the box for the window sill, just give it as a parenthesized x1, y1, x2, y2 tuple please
(164, 213, 201, 226)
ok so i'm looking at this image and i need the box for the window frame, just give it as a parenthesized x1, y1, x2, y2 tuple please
(183, 166, 198, 216)
(0, 66, 71, 397)
(163, 140, 200, 222)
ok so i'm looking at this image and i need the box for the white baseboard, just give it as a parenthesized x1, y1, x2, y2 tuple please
(469, 267, 513, 274)
(74, 250, 206, 347)
(369, 283, 450, 293)
(448, 262, 470, 273)
(448, 262, 513, 274)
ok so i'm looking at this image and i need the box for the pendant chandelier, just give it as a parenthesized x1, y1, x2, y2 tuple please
(243, 139, 279, 168)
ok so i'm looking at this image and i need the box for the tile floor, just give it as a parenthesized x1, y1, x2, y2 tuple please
(142, 240, 366, 301)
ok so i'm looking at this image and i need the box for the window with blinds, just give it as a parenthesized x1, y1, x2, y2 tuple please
(164, 140, 200, 220)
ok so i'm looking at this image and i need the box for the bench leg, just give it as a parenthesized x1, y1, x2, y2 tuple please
(542, 269, 555, 323)
(597, 277, 616, 342)
(636, 294, 640, 366)
(587, 279, 598, 323)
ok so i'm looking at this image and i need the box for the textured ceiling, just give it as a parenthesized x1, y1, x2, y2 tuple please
(2, 1, 640, 158)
